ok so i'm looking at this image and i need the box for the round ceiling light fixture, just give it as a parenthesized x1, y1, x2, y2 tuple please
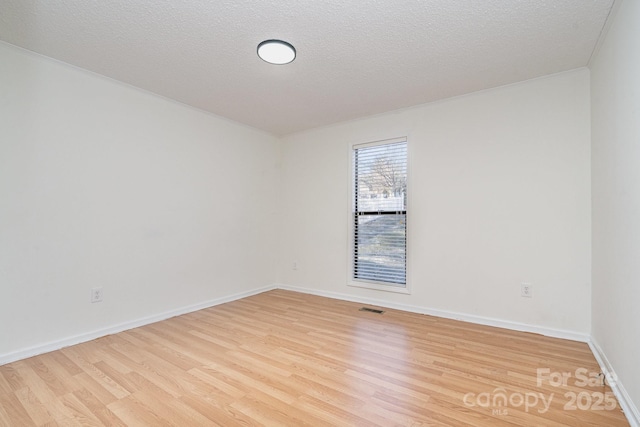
(257, 39, 296, 65)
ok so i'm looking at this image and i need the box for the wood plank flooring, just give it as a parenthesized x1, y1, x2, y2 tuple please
(0, 289, 629, 426)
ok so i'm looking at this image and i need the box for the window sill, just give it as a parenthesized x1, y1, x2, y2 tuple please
(348, 279, 411, 294)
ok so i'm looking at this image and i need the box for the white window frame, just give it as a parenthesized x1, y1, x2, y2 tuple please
(348, 136, 410, 294)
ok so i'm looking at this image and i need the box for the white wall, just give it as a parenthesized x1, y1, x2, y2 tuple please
(591, 0, 640, 416)
(3, 16, 636, 418)
(279, 69, 592, 335)
(0, 43, 280, 359)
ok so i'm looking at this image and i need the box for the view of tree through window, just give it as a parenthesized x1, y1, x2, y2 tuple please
(353, 139, 407, 286)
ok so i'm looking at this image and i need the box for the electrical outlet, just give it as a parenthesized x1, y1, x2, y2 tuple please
(292, 261, 298, 270)
(521, 282, 532, 298)
(91, 287, 103, 303)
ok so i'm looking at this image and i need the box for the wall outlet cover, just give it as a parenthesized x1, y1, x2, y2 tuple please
(521, 283, 533, 298)
(91, 287, 103, 303)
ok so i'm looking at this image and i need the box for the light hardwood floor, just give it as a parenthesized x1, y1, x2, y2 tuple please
(0, 289, 629, 426)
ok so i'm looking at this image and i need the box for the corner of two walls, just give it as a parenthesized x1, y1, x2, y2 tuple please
(0, 41, 594, 364)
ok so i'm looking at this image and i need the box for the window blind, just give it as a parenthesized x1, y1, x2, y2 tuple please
(353, 138, 407, 286)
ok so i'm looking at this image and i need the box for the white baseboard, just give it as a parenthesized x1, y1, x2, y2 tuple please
(0, 283, 590, 363)
(0, 286, 273, 366)
(275, 284, 590, 342)
(589, 338, 640, 427)
(276, 284, 638, 427)
(0, 284, 587, 367)
(4, 283, 636, 427)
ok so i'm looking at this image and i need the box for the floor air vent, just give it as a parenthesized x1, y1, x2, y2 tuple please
(359, 307, 385, 314)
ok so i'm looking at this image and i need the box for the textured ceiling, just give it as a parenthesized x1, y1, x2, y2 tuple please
(0, 0, 614, 135)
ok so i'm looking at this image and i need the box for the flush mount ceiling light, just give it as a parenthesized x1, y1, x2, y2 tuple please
(257, 39, 296, 65)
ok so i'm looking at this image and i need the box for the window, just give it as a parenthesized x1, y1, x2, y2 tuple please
(351, 137, 407, 291)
